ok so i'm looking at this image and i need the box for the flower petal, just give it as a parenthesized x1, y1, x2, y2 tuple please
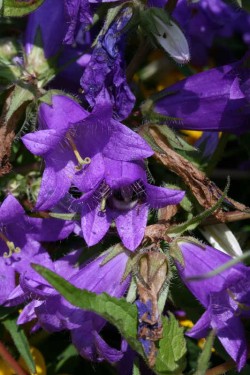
(22, 129, 67, 156)
(0, 195, 24, 224)
(146, 183, 185, 208)
(39, 95, 88, 130)
(35, 161, 74, 210)
(115, 204, 148, 251)
(81, 204, 111, 246)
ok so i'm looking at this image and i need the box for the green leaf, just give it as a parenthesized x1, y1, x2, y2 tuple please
(3, 315, 36, 374)
(5, 83, 35, 123)
(32, 263, 143, 356)
(3, 0, 45, 17)
(155, 314, 186, 375)
(193, 330, 215, 375)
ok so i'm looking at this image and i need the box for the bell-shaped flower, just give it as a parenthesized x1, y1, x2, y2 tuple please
(22, 92, 153, 211)
(0, 195, 74, 306)
(72, 159, 184, 250)
(80, 7, 135, 120)
(174, 240, 250, 371)
(153, 56, 250, 134)
(18, 249, 130, 363)
(25, 0, 67, 58)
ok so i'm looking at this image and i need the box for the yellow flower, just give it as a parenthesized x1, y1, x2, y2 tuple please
(178, 318, 194, 329)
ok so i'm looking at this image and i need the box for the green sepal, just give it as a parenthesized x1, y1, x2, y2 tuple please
(100, 243, 127, 265)
(150, 123, 197, 152)
(39, 89, 81, 105)
(141, 98, 180, 124)
(126, 276, 137, 303)
(140, 7, 171, 37)
(3, 315, 36, 374)
(3, 0, 45, 17)
(169, 236, 205, 266)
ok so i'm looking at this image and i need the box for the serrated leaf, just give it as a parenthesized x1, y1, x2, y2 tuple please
(155, 314, 186, 375)
(193, 330, 215, 375)
(3, 316, 36, 374)
(3, 0, 45, 17)
(32, 264, 143, 356)
(5, 84, 35, 123)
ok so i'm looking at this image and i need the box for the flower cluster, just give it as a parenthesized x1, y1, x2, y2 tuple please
(1, 0, 250, 373)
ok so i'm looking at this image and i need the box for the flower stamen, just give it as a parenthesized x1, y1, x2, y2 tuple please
(0, 232, 21, 258)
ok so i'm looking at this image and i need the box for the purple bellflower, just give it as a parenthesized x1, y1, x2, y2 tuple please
(175, 241, 250, 371)
(0, 195, 74, 306)
(153, 56, 250, 134)
(25, 0, 67, 58)
(22, 92, 153, 211)
(18, 250, 130, 363)
(72, 159, 185, 250)
(80, 7, 135, 120)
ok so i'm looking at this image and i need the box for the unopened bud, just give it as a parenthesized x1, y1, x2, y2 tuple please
(153, 15, 190, 64)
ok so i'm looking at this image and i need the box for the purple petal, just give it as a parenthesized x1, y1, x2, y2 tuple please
(146, 184, 185, 208)
(176, 242, 244, 306)
(186, 310, 211, 339)
(115, 203, 148, 251)
(25, 0, 66, 58)
(0, 195, 24, 224)
(93, 331, 124, 363)
(210, 292, 248, 371)
(35, 160, 74, 210)
(22, 129, 67, 156)
(104, 159, 145, 189)
(18, 300, 43, 324)
(104, 120, 153, 161)
(0, 261, 15, 305)
(39, 95, 88, 131)
(27, 217, 74, 242)
(73, 153, 105, 192)
(81, 205, 111, 246)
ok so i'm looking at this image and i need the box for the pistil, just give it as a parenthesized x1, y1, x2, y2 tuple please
(67, 134, 91, 171)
